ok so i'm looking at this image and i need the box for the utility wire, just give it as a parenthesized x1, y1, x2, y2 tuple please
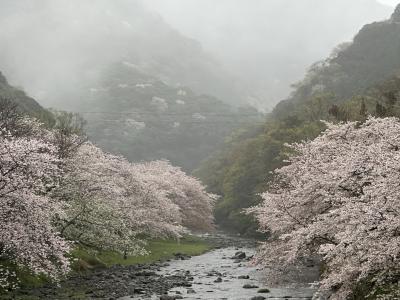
(62, 110, 267, 125)
(74, 111, 265, 117)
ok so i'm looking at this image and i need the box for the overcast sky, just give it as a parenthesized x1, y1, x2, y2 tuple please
(378, 0, 398, 6)
(0, 0, 395, 109)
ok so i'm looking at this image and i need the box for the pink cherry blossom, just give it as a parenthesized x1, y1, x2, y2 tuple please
(250, 117, 400, 299)
(0, 134, 71, 282)
(57, 143, 215, 256)
(135, 160, 216, 232)
(1, 103, 215, 289)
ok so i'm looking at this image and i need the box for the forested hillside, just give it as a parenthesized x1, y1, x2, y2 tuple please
(275, 6, 400, 117)
(79, 62, 262, 171)
(196, 5, 400, 235)
(0, 71, 44, 114)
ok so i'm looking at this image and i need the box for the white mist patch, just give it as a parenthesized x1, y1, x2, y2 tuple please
(122, 61, 139, 69)
(192, 113, 206, 120)
(89, 87, 109, 93)
(136, 83, 153, 89)
(177, 89, 187, 96)
(124, 118, 146, 130)
(151, 96, 168, 111)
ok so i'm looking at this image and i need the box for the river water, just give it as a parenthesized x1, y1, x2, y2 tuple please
(121, 246, 316, 300)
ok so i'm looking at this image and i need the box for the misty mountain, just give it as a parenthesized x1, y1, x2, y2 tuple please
(81, 62, 261, 171)
(145, 0, 392, 109)
(0, 0, 266, 170)
(196, 4, 400, 235)
(0, 0, 392, 111)
(0, 0, 395, 172)
(274, 5, 400, 118)
(0, 0, 244, 109)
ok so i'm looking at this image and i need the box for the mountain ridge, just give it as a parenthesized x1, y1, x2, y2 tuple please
(196, 4, 400, 235)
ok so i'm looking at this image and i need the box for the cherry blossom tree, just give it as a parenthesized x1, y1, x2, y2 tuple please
(0, 98, 215, 290)
(57, 143, 184, 256)
(0, 98, 37, 138)
(135, 160, 216, 232)
(250, 117, 400, 299)
(49, 110, 87, 160)
(0, 131, 71, 284)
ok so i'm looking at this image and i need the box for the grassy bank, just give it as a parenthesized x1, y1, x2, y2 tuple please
(71, 235, 210, 269)
(1, 235, 210, 296)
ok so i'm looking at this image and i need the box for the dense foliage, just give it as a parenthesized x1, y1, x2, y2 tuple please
(195, 120, 323, 235)
(250, 118, 400, 299)
(193, 6, 400, 298)
(196, 6, 400, 236)
(0, 72, 53, 123)
(0, 115, 70, 283)
(0, 98, 215, 291)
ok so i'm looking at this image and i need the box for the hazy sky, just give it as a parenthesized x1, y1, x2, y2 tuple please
(0, 0, 395, 110)
(378, 0, 398, 6)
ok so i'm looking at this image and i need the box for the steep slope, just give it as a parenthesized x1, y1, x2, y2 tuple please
(197, 4, 400, 235)
(274, 6, 400, 118)
(82, 62, 261, 171)
(0, 70, 44, 114)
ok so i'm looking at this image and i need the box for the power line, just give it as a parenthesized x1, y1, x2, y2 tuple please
(63, 110, 267, 125)
(87, 119, 267, 125)
(70, 111, 265, 117)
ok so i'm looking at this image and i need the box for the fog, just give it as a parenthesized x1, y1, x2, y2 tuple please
(379, 0, 399, 5)
(143, 0, 392, 107)
(0, 0, 393, 110)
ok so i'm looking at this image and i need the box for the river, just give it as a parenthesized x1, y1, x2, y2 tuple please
(120, 243, 316, 300)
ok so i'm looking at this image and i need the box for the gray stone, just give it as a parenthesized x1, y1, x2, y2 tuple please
(243, 284, 259, 289)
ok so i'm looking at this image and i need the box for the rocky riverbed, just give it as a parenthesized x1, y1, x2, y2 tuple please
(5, 234, 318, 300)
(119, 246, 316, 300)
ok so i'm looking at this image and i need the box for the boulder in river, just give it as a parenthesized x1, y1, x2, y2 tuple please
(232, 251, 246, 259)
(243, 284, 259, 289)
(173, 252, 191, 260)
(160, 295, 183, 300)
(251, 296, 266, 300)
(133, 288, 146, 294)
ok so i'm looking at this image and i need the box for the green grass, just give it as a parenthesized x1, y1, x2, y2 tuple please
(71, 235, 210, 269)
